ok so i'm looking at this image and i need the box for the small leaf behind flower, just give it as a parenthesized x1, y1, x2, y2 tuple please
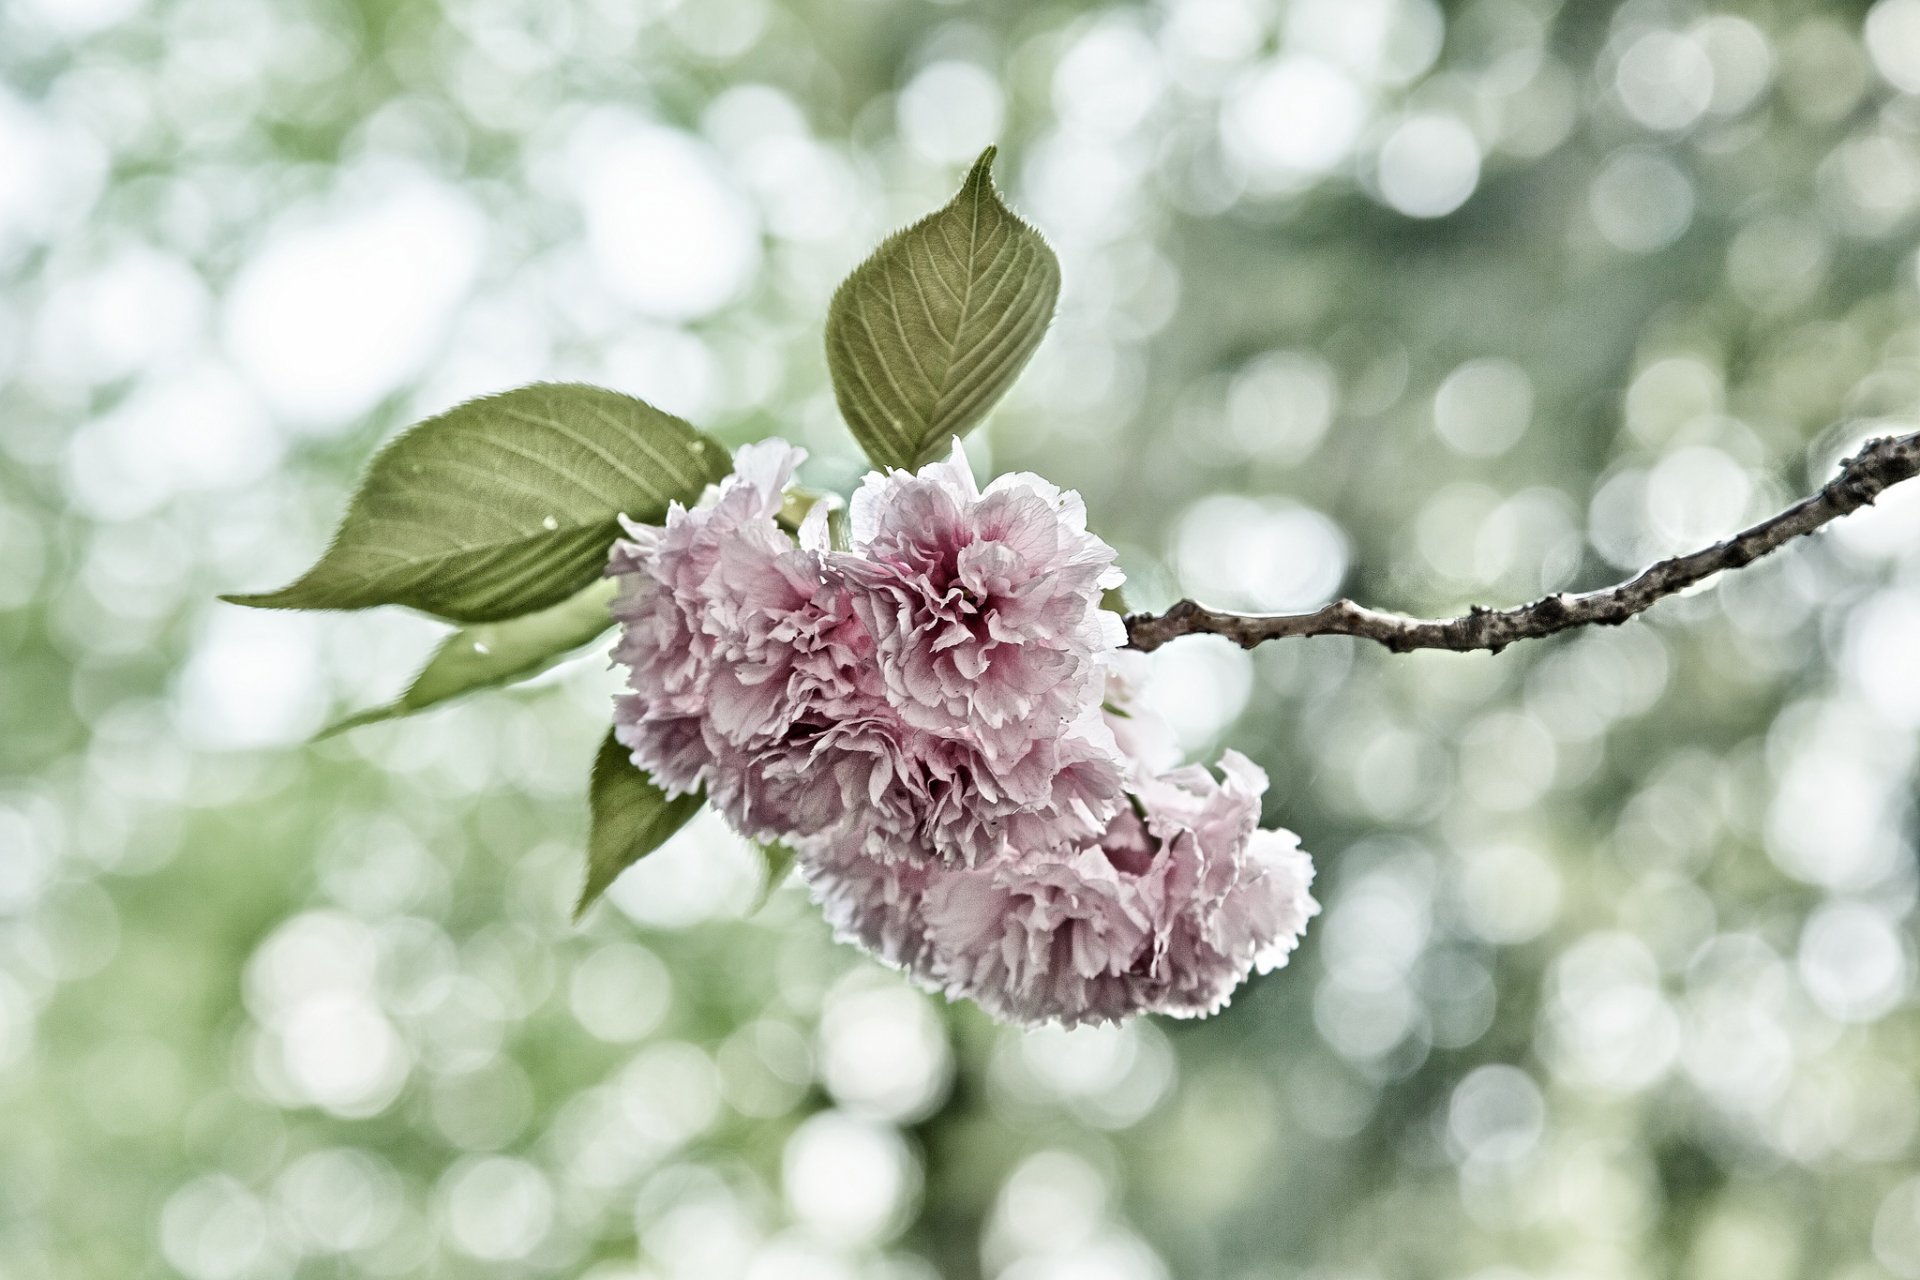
(825, 147, 1061, 471)
(577, 730, 705, 919)
(318, 578, 618, 738)
(749, 840, 799, 913)
(224, 383, 728, 624)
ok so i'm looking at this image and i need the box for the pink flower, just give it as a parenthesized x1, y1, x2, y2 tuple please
(610, 438, 1320, 1025)
(803, 824, 944, 975)
(610, 440, 869, 832)
(836, 443, 1126, 771)
(608, 440, 808, 794)
(799, 683, 1319, 1027)
(609, 440, 1127, 861)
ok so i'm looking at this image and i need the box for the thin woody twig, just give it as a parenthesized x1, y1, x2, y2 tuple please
(1124, 430, 1920, 655)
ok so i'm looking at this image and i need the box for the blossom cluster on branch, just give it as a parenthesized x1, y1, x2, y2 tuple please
(222, 148, 1920, 1029)
(607, 441, 1319, 1025)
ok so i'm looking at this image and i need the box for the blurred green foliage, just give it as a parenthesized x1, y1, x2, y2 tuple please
(5, 0, 1920, 1277)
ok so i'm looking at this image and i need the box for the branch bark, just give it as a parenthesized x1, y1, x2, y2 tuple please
(1124, 430, 1920, 655)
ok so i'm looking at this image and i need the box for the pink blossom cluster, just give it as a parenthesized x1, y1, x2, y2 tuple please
(608, 439, 1317, 1025)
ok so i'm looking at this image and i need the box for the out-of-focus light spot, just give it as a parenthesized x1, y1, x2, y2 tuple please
(566, 114, 761, 320)
(1023, 131, 1146, 240)
(270, 990, 410, 1117)
(634, 1167, 757, 1275)
(0, 804, 56, 918)
(29, 245, 207, 389)
(63, 363, 281, 519)
(245, 912, 376, 1013)
(1225, 350, 1337, 463)
(159, 1175, 275, 1280)
(1456, 842, 1561, 944)
(1824, 133, 1920, 235)
(1321, 865, 1431, 991)
(1332, 720, 1448, 823)
(1590, 148, 1694, 253)
(1139, 636, 1253, 750)
(1625, 356, 1721, 445)
(569, 940, 672, 1042)
(273, 1147, 401, 1255)
(1868, 0, 1920, 95)
(1447, 1064, 1545, 1165)
(744, 1238, 863, 1280)
(1767, 721, 1909, 891)
(988, 1151, 1109, 1262)
(1420, 951, 1497, 1050)
(618, 1041, 723, 1152)
(783, 1111, 918, 1244)
(703, 83, 809, 157)
(1681, 990, 1793, 1111)
(0, 89, 105, 263)
(819, 978, 953, 1122)
(1696, 16, 1775, 116)
(244, 911, 410, 1117)
(717, 1020, 812, 1119)
(607, 807, 762, 927)
(1285, 0, 1445, 87)
(667, 0, 769, 60)
(0, 971, 34, 1073)
(1615, 31, 1715, 132)
(1376, 114, 1481, 218)
(174, 608, 329, 750)
(1053, 20, 1165, 137)
(997, 1021, 1176, 1128)
(600, 325, 718, 420)
(440, 1156, 554, 1262)
(224, 176, 483, 429)
(1876, 1179, 1920, 1279)
(1541, 933, 1679, 1092)
(1645, 445, 1751, 553)
(996, 1237, 1169, 1280)
(1434, 358, 1533, 457)
(1614, 756, 1726, 873)
(1221, 57, 1367, 190)
(1314, 974, 1419, 1063)
(1587, 466, 1657, 569)
(898, 61, 1005, 166)
(1416, 483, 1502, 582)
(1798, 901, 1910, 1022)
(1844, 589, 1920, 726)
(14, 0, 147, 36)
(1477, 489, 1582, 592)
(1493, 57, 1580, 159)
(1175, 494, 1348, 613)
(735, 136, 863, 246)
(1163, 0, 1265, 67)
(1458, 711, 1557, 811)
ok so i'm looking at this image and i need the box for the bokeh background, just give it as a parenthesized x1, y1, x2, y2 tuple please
(7, 0, 1920, 1275)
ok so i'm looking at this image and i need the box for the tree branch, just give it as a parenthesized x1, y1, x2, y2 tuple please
(1124, 430, 1920, 655)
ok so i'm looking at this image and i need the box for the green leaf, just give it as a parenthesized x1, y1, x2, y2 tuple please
(576, 730, 705, 919)
(318, 578, 618, 738)
(749, 840, 799, 913)
(825, 147, 1061, 471)
(223, 383, 729, 624)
